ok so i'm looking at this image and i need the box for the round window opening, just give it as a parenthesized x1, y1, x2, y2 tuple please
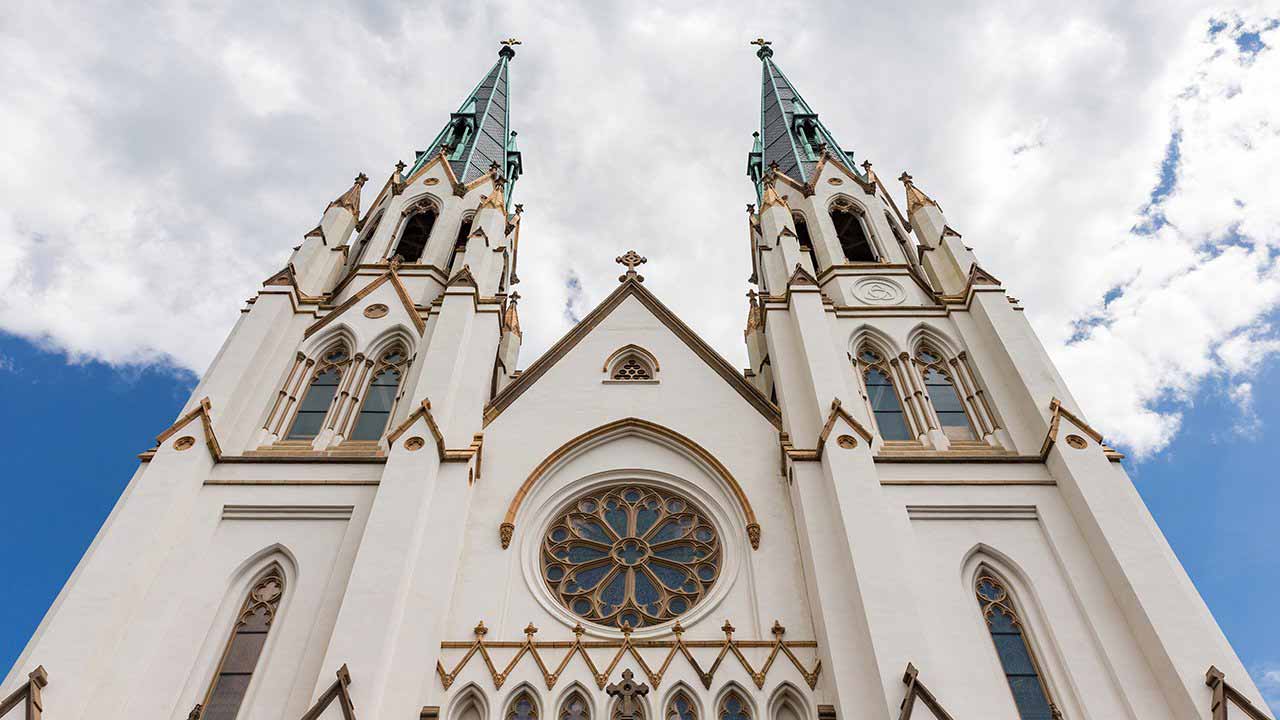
(542, 485, 721, 629)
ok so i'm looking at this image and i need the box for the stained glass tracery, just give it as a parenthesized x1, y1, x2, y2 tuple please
(542, 485, 721, 628)
(976, 573, 1059, 720)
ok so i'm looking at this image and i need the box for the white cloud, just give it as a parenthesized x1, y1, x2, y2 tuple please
(1, 2, 1279, 457)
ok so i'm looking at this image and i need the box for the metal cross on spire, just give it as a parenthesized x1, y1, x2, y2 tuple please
(749, 37, 771, 48)
(501, 38, 522, 47)
(606, 669, 649, 720)
(616, 250, 647, 283)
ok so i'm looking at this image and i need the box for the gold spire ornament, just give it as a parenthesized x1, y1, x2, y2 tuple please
(616, 250, 647, 282)
(898, 172, 940, 215)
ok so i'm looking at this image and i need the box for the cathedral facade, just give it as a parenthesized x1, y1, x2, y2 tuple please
(2, 41, 1268, 720)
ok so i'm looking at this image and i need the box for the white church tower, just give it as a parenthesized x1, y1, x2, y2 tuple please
(1, 40, 1269, 720)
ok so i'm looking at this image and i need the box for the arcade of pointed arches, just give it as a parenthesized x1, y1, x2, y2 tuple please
(445, 681, 791, 720)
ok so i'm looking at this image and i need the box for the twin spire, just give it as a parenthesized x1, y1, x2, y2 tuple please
(747, 38, 859, 196)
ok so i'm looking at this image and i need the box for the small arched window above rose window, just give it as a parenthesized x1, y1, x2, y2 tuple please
(603, 345, 660, 383)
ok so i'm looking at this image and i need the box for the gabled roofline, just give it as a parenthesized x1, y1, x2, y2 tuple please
(483, 278, 782, 428)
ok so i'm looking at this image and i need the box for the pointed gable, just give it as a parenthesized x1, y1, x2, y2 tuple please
(484, 279, 780, 428)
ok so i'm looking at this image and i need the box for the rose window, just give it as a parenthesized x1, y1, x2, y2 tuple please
(542, 485, 721, 629)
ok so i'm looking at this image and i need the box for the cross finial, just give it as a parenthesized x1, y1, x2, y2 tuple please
(501, 38, 522, 47)
(395, 160, 406, 173)
(473, 620, 488, 637)
(898, 172, 914, 185)
(750, 37, 771, 48)
(499, 38, 521, 59)
(354, 173, 369, 186)
(750, 37, 774, 59)
(616, 250, 647, 283)
(606, 669, 650, 720)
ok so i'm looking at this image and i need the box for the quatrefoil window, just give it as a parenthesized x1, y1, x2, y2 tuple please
(542, 485, 721, 629)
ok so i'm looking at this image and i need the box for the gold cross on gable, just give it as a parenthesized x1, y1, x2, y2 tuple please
(750, 37, 771, 48)
(501, 38, 522, 47)
(616, 250, 647, 282)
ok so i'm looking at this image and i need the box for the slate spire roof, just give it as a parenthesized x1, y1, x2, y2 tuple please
(748, 42, 859, 197)
(408, 43, 522, 191)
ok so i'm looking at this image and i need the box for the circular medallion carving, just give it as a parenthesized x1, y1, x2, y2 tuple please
(364, 303, 389, 319)
(836, 434, 857, 449)
(423, 177, 440, 185)
(852, 277, 907, 306)
(827, 177, 844, 185)
(173, 436, 196, 451)
(404, 436, 425, 451)
(542, 485, 720, 629)
(1065, 434, 1088, 449)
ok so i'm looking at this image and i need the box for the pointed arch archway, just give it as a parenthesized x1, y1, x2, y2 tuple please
(500, 418, 760, 550)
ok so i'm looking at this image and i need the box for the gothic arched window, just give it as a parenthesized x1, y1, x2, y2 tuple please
(666, 691, 697, 720)
(201, 567, 285, 720)
(287, 346, 349, 440)
(393, 206, 438, 263)
(507, 691, 539, 720)
(858, 347, 912, 441)
(718, 692, 751, 720)
(605, 346, 659, 382)
(349, 346, 409, 441)
(448, 215, 473, 274)
(829, 200, 876, 262)
(792, 213, 818, 272)
(917, 347, 976, 441)
(561, 691, 591, 720)
(542, 485, 720, 629)
(975, 572, 1059, 720)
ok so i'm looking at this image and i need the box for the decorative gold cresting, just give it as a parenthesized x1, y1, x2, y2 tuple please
(436, 618, 821, 691)
(329, 173, 369, 217)
(616, 251, 647, 282)
(898, 172, 939, 215)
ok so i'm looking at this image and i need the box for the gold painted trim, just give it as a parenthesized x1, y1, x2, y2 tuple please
(436, 620, 819, 691)
(150, 397, 222, 460)
(0, 666, 47, 720)
(897, 663, 957, 720)
(299, 665, 357, 720)
(383, 399, 484, 471)
(500, 417, 761, 550)
(484, 278, 781, 429)
(304, 266, 425, 339)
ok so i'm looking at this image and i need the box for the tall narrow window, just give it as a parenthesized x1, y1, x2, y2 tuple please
(349, 347, 408, 441)
(202, 567, 285, 720)
(718, 692, 750, 720)
(793, 214, 818, 272)
(393, 208, 437, 263)
(287, 347, 348, 440)
(917, 347, 975, 441)
(448, 216, 473, 274)
(859, 348, 912, 441)
(561, 691, 590, 720)
(666, 691, 697, 720)
(975, 573, 1059, 720)
(353, 212, 383, 266)
(830, 200, 876, 262)
(508, 691, 538, 720)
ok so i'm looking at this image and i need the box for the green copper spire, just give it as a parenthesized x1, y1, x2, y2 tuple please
(747, 39, 859, 197)
(409, 40, 523, 198)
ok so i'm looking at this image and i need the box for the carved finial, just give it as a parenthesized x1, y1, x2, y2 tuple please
(187, 705, 203, 720)
(750, 37, 771, 48)
(750, 37, 773, 59)
(355, 173, 369, 186)
(514, 203, 524, 214)
(746, 522, 761, 549)
(898, 171, 939, 214)
(746, 203, 756, 214)
(771, 620, 786, 638)
(620, 621, 634, 636)
(606, 669, 650, 720)
(501, 37, 522, 47)
(499, 38, 520, 59)
(328, 172, 369, 216)
(721, 620, 735, 637)
(499, 522, 514, 548)
(861, 159, 878, 185)
(395, 160, 406, 173)
(524, 622, 538, 637)
(616, 250, 647, 282)
(573, 622, 586, 638)
(672, 620, 684, 636)
(474, 620, 488, 637)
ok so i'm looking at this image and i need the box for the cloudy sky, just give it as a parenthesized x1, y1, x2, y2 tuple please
(2, 0, 1280, 706)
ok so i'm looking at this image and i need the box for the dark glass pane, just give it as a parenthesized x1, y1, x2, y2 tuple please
(832, 209, 875, 262)
(239, 606, 271, 632)
(1007, 676, 1055, 719)
(363, 377, 399, 410)
(987, 606, 1018, 633)
(671, 695, 695, 720)
(298, 371, 340, 412)
(221, 631, 268, 674)
(634, 571, 660, 605)
(866, 382, 901, 411)
(653, 544, 697, 563)
(287, 411, 324, 440)
(604, 503, 629, 537)
(938, 411, 972, 429)
(977, 579, 1003, 602)
(563, 695, 588, 720)
(650, 564, 687, 590)
(992, 633, 1038, 675)
(572, 518, 611, 544)
(564, 545, 607, 563)
(875, 411, 913, 441)
(573, 564, 611, 590)
(204, 674, 252, 720)
(511, 695, 536, 720)
(927, 382, 966, 413)
(636, 505, 660, 536)
(864, 368, 892, 387)
(602, 573, 626, 605)
(349, 411, 390, 441)
(650, 519, 690, 544)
